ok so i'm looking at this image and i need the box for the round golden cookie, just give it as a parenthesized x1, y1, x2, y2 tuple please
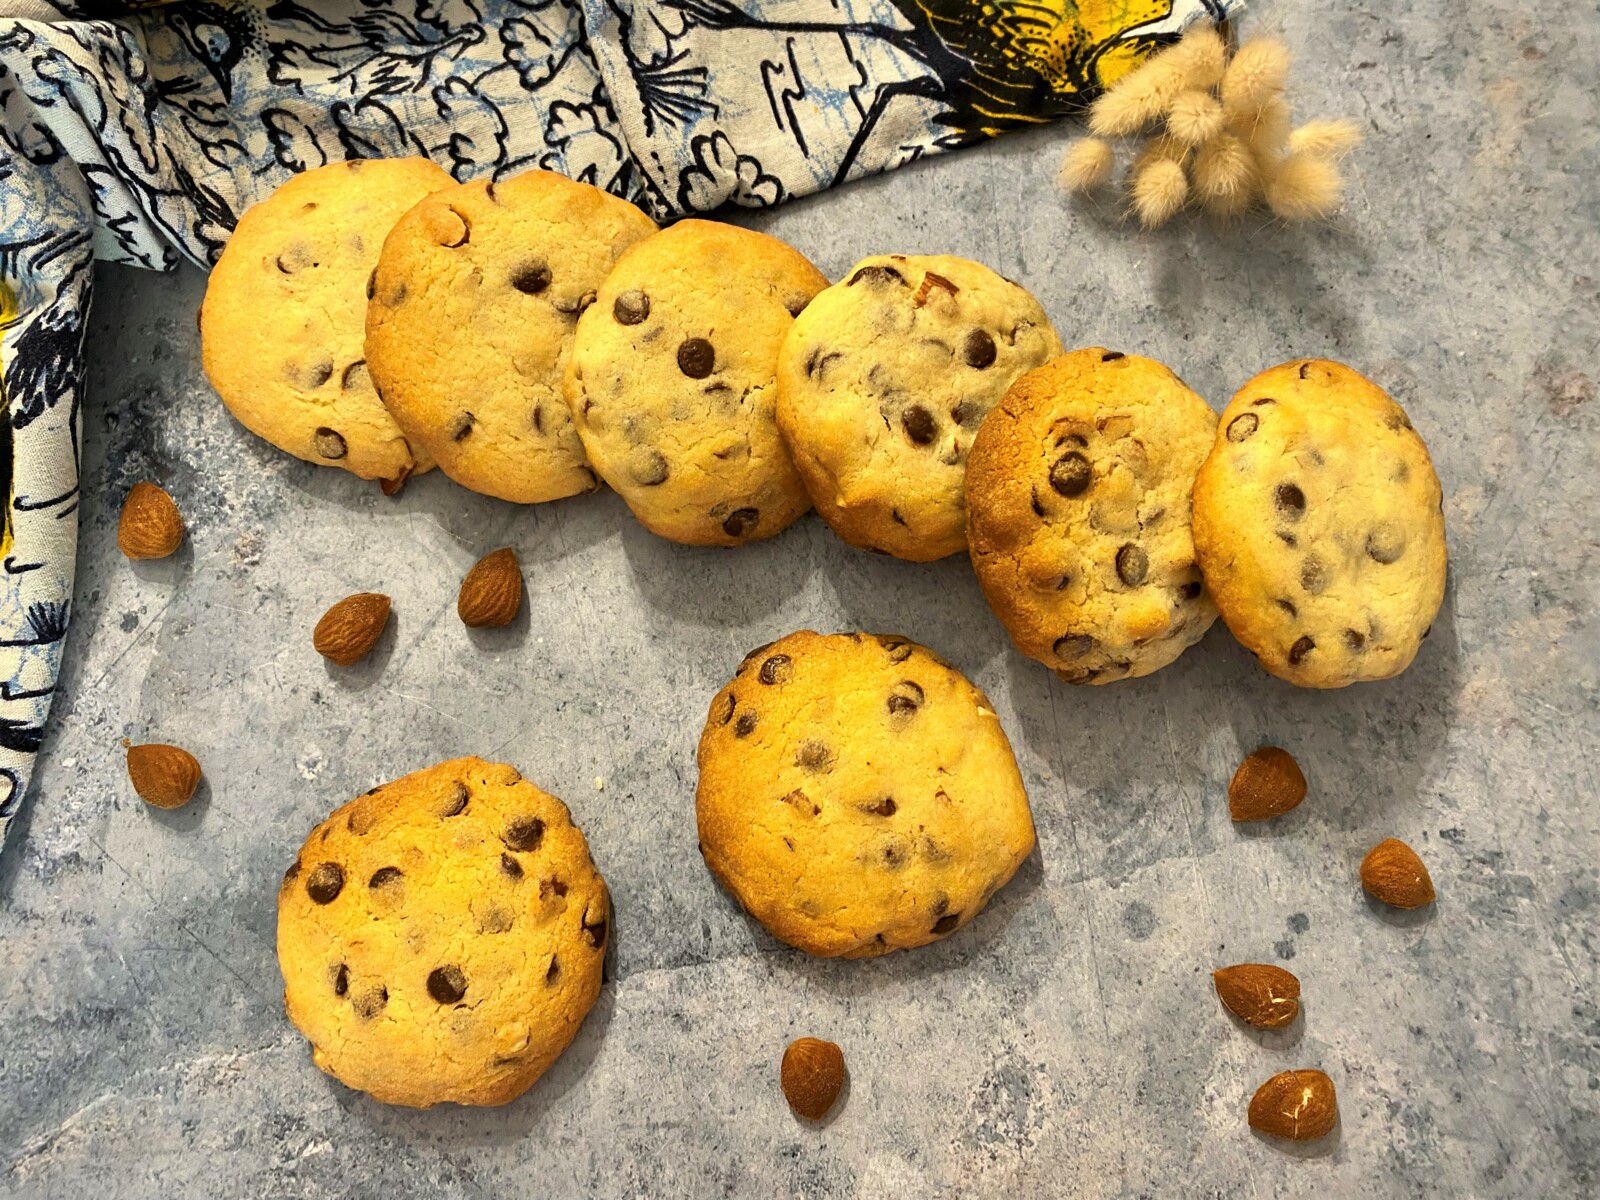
(565, 220, 826, 545)
(1192, 359, 1448, 688)
(365, 169, 657, 503)
(696, 630, 1036, 958)
(775, 255, 1063, 561)
(276, 757, 610, 1108)
(201, 157, 450, 484)
(966, 349, 1220, 684)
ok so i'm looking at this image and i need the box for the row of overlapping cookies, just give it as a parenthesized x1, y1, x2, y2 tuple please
(201, 158, 1446, 690)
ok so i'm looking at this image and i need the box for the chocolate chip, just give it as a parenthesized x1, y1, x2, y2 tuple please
(333, 964, 348, 996)
(902, 405, 938, 445)
(881, 638, 914, 663)
(797, 740, 834, 772)
(1227, 413, 1258, 442)
(758, 654, 793, 685)
(1288, 635, 1316, 665)
(554, 290, 596, 315)
(886, 680, 924, 724)
(716, 693, 736, 725)
(1275, 598, 1298, 618)
(437, 781, 469, 818)
(480, 812, 532, 857)
(1101, 351, 1125, 362)
(283, 861, 301, 884)
(437, 209, 469, 247)
(368, 866, 403, 889)
(805, 348, 842, 378)
(1366, 525, 1406, 563)
(1343, 628, 1366, 650)
(1276, 531, 1298, 547)
(512, 262, 551, 295)
(1115, 544, 1148, 586)
(1054, 633, 1096, 660)
(1181, 581, 1203, 600)
(1030, 487, 1046, 517)
(630, 447, 669, 486)
(952, 399, 984, 428)
(303, 360, 333, 388)
(1275, 483, 1306, 517)
(427, 965, 467, 1004)
(932, 913, 960, 934)
(734, 711, 758, 738)
(613, 290, 649, 325)
(313, 428, 346, 460)
(531, 405, 544, 434)
(1253, 397, 1277, 407)
(353, 986, 387, 1019)
(786, 296, 809, 317)
(340, 361, 368, 390)
(1050, 451, 1091, 497)
(305, 863, 344, 905)
(962, 330, 997, 368)
(1300, 556, 1328, 594)
(722, 507, 759, 538)
(452, 412, 475, 441)
(865, 797, 897, 816)
(847, 264, 905, 287)
(500, 852, 523, 879)
(677, 337, 714, 378)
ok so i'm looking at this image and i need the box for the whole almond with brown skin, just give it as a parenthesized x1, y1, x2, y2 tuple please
(1229, 746, 1306, 821)
(117, 482, 185, 559)
(1248, 1069, 1337, 1141)
(1213, 963, 1301, 1029)
(126, 743, 202, 809)
(781, 1037, 845, 1121)
(458, 548, 522, 628)
(313, 593, 391, 665)
(1361, 838, 1435, 908)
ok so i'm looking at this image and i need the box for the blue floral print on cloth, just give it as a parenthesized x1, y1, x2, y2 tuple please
(0, 0, 1236, 843)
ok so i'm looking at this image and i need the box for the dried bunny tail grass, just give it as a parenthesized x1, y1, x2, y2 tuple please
(1058, 137, 1116, 192)
(1090, 52, 1188, 136)
(1167, 89, 1224, 146)
(1168, 22, 1228, 91)
(1288, 118, 1363, 160)
(1193, 133, 1258, 215)
(1234, 95, 1292, 167)
(1265, 151, 1344, 221)
(1134, 132, 1191, 170)
(1220, 37, 1291, 117)
(1131, 157, 1189, 228)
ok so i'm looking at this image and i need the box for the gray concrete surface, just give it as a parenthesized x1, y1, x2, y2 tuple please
(3, 1, 1597, 1195)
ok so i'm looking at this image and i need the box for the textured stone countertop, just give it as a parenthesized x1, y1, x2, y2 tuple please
(3, 2, 1596, 1195)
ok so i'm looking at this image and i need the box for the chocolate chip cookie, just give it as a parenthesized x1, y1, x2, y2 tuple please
(365, 169, 657, 503)
(775, 255, 1063, 561)
(565, 219, 826, 545)
(1192, 359, 1447, 687)
(276, 757, 610, 1107)
(202, 157, 451, 484)
(696, 630, 1036, 957)
(966, 348, 1219, 684)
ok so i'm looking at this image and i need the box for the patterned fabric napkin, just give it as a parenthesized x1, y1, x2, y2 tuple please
(0, 0, 1234, 843)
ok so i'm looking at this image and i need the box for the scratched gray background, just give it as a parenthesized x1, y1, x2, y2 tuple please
(3, 1, 1597, 1195)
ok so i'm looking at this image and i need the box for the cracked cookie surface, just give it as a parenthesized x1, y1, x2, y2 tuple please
(365, 169, 656, 503)
(565, 220, 826, 545)
(775, 255, 1062, 561)
(276, 757, 610, 1107)
(202, 157, 451, 483)
(696, 630, 1035, 958)
(1192, 359, 1447, 688)
(967, 349, 1219, 684)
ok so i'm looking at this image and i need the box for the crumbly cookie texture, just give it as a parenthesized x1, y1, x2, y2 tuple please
(966, 348, 1219, 684)
(565, 220, 826, 545)
(365, 169, 657, 503)
(696, 630, 1036, 958)
(201, 157, 450, 484)
(1192, 359, 1447, 687)
(775, 255, 1063, 561)
(276, 757, 610, 1108)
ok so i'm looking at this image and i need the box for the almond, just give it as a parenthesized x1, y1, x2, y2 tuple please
(126, 742, 202, 809)
(457, 547, 522, 628)
(1213, 963, 1300, 1029)
(1228, 746, 1306, 821)
(1248, 1069, 1338, 1141)
(781, 1037, 845, 1121)
(313, 592, 391, 665)
(117, 482, 185, 559)
(1360, 837, 1435, 908)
